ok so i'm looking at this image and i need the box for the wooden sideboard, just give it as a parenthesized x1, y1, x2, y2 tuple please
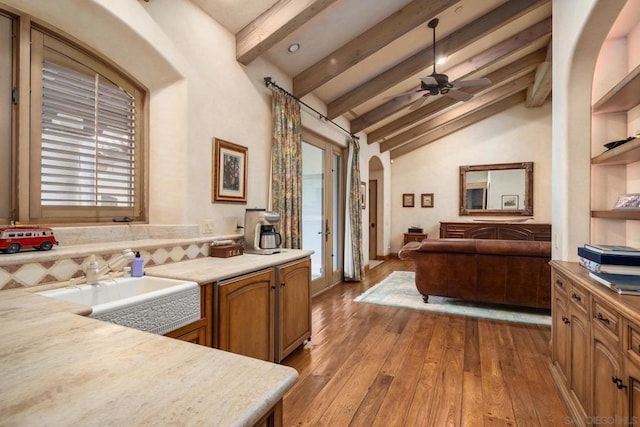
(439, 221, 551, 241)
(550, 261, 640, 426)
(403, 232, 428, 245)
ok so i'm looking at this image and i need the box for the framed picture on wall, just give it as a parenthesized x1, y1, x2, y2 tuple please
(421, 193, 434, 208)
(360, 181, 366, 209)
(212, 138, 247, 203)
(402, 193, 415, 207)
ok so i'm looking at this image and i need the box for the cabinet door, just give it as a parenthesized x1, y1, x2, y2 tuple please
(592, 325, 623, 424)
(570, 310, 590, 409)
(277, 258, 311, 362)
(217, 269, 275, 362)
(165, 319, 208, 345)
(624, 357, 640, 426)
(552, 275, 569, 383)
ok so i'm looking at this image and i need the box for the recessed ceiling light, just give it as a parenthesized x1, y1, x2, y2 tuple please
(287, 43, 300, 53)
(436, 56, 447, 65)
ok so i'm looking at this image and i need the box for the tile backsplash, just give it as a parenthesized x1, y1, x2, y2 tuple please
(0, 224, 241, 290)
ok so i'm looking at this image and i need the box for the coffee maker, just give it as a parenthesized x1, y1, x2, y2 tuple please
(244, 209, 282, 254)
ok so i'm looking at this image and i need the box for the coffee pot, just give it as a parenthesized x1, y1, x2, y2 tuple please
(259, 225, 282, 250)
(244, 209, 282, 254)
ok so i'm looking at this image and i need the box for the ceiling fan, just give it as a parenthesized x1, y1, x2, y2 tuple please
(393, 18, 491, 109)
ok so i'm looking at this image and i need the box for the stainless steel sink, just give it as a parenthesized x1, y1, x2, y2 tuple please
(38, 276, 201, 335)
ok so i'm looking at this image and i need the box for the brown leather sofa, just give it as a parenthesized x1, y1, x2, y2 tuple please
(398, 238, 551, 309)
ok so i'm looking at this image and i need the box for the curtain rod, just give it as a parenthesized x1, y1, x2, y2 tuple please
(264, 77, 358, 140)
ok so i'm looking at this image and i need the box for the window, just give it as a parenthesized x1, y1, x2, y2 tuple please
(0, 12, 14, 224)
(29, 29, 146, 223)
(0, 14, 147, 225)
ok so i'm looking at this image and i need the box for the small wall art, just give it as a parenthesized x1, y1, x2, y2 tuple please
(402, 193, 415, 207)
(421, 193, 434, 208)
(212, 138, 247, 204)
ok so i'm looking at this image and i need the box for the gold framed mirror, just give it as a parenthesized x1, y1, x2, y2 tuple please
(459, 162, 533, 216)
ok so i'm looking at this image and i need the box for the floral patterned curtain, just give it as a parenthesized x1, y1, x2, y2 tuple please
(270, 90, 302, 249)
(344, 137, 363, 281)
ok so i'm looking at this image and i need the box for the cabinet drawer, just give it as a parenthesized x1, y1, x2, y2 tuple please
(568, 284, 588, 313)
(553, 273, 569, 297)
(592, 300, 620, 339)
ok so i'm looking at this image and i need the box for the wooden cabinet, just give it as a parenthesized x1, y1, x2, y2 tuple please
(165, 318, 208, 345)
(439, 221, 551, 241)
(216, 269, 275, 362)
(403, 233, 427, 245)
(551, 261, 640, 426)
(276, 258, 311, 362)
(213, 257, 312, 363)
(165, 284, 212, 347)
(550, 270, 589, 420)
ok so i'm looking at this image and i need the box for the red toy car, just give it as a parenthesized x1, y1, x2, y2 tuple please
(0, 226, 59, 254)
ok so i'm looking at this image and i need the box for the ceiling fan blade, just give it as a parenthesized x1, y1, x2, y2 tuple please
(420, 76, 438, 86)
(444, 89, 473, 102)
(408, 94, 430, 110)
(451, 77, 492, 88)
(384, 88, 423, 101)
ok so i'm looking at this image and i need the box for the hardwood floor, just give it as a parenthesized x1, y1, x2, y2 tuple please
(281, 257, 568, 426)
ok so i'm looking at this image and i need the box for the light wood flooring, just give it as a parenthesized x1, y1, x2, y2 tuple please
(281, 257, 568, 426)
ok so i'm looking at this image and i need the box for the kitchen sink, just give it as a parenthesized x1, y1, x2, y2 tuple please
(37, 276, 201, 335)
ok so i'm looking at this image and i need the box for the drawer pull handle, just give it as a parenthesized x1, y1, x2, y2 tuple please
(556, 279, 564, 288)
(612, 376, 628, 390)
(571, 293, 582, 302)
(597, 312, 610, 324)
(562, 316, 570, 324)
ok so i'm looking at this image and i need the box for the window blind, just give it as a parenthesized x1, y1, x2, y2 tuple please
(40, 59, 136, 208)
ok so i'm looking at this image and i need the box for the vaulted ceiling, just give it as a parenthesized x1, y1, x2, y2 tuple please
(189, 0, 632, 158)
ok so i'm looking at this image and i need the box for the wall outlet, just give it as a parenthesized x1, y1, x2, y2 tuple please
(200, 220, 215, 235)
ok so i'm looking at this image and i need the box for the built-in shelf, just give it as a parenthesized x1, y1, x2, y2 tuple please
(591, 210, 640, 220)
(592, 62, 640, 113)
(592, 137, 640, 165)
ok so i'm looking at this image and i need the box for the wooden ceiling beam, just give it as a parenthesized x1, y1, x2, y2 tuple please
(352, 15, 551, 133)
(236, 0, 339, 65)
(292, 0, 458, 98)
(380, 73, 535, 152)
(367, 48, 547, 144)
(390, 91, 527, 159)
(526, 42, 552, 107)
(336, 0, 549, 124)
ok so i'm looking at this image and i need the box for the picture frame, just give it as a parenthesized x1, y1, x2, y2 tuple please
(501, 195, 519, 210)
(402, 193, 415, 208)
(360, 181, 366, 209)
(421, 193, 434, 208)
(613, 193, 640, 210)
(212, 138, 247, 204)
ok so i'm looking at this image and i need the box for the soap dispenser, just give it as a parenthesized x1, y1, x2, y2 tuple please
(131, 251, 144, 277)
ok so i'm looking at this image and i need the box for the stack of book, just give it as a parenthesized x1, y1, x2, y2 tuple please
(578, 244, 640, 295)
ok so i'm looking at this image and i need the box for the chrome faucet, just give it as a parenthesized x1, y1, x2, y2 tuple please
(84, 249, 135, 285)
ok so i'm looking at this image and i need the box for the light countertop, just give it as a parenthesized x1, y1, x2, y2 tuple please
(0, 249, 312, 425)
(145, 249, 314, 284)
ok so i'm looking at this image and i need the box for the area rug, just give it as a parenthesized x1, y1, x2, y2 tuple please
(354, 271, 551, 326)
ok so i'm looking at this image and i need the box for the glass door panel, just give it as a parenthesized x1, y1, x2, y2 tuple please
(302, 142, 325, 287)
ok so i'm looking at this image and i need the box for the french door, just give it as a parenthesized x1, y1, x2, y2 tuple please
(302, 131, 343, 295)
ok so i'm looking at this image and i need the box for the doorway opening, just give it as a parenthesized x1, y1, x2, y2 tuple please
(368, 156, 384, 269)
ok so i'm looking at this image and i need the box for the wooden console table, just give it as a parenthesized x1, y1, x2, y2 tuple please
(439, 221, 551, 241)
(403, 233, 428, 245)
